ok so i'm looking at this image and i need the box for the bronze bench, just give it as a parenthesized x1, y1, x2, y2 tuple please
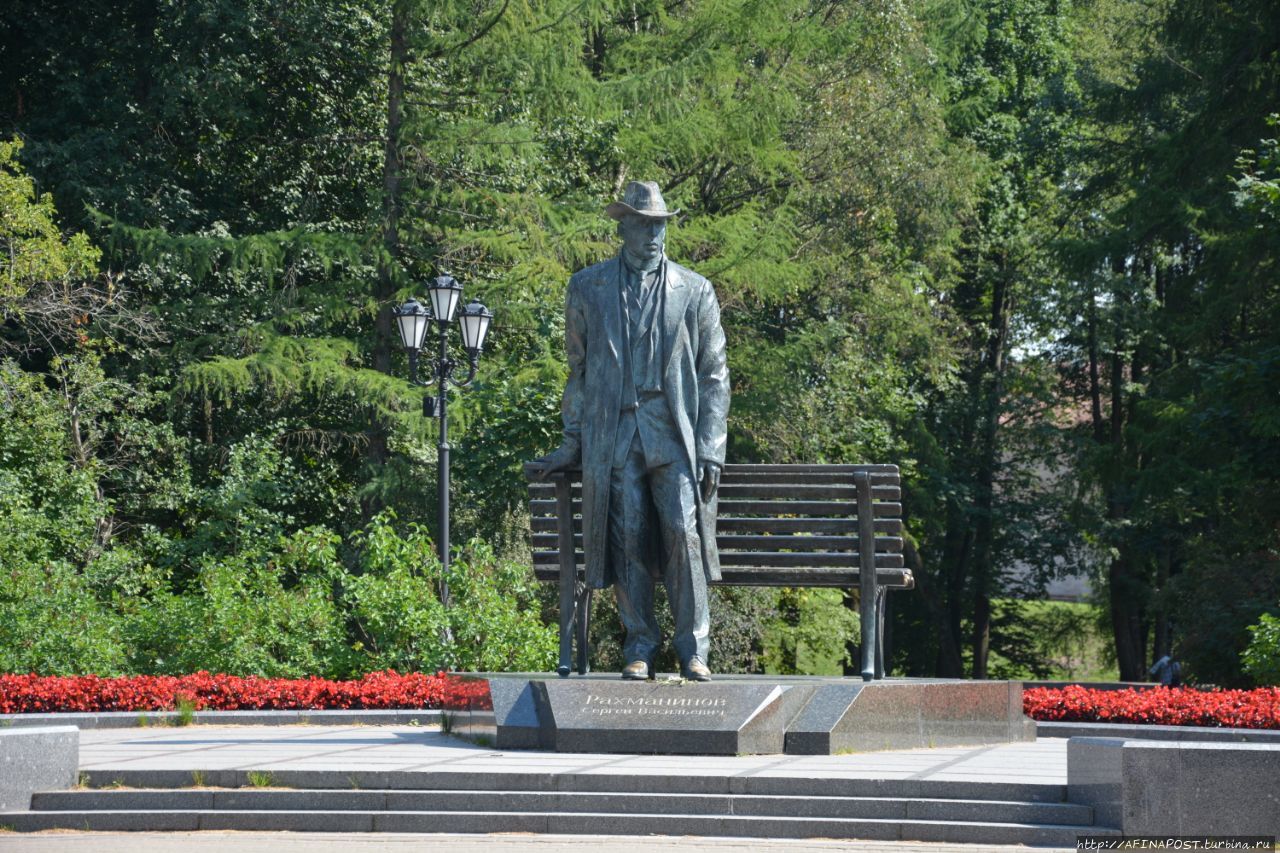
(523, 463, 914, 681)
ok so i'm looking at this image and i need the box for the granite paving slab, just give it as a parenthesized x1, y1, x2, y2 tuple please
(74, 724, 1067, 786)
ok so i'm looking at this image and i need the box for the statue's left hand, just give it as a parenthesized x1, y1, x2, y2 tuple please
(698, 461, 721, 503)
(527, 445, 580, 481)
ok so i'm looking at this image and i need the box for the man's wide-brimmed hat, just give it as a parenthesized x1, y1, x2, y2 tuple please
(605, 180, 681, 221)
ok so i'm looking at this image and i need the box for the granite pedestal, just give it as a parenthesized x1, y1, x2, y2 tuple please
(441, 674, 1034, 755)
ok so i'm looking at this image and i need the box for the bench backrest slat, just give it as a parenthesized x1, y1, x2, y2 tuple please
(526, 463, 909, 587)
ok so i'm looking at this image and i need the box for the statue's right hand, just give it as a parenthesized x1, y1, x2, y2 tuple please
(527, 446, 579, 481)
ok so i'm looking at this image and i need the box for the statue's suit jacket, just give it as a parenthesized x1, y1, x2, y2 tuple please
(559, 255, 730, 590)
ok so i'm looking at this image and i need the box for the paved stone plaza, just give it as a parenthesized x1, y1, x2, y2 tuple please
(0, 724, 1091, 849)
(71, 724, 1067, 784)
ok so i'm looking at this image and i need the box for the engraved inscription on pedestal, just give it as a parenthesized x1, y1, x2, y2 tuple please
(581, 691, 730, 717)
(539, 681, 799, 755)
(464, 675, 1039, 756)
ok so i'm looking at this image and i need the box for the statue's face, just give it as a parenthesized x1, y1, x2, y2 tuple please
(618, 214, 667, 263)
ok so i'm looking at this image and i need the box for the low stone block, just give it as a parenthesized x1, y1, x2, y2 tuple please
(1123, 741, 1280, 835)
(1067, 737, 1125, 828)
(0, 726, 78, 812)
(823, 680, 1035, 753)
(1068, 737, 1280, 835)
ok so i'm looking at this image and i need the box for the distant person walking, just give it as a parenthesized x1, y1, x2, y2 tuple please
(1150, 655, 1182, 687)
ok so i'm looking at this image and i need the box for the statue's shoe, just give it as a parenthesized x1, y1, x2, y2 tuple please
(681, 657, 712, 682)
(621, 660, 652, 680)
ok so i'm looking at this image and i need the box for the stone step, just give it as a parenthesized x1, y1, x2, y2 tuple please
(30, 788, 1095, 825)
(79, 768, 1068, 803)
(0, 809, 1116, 846)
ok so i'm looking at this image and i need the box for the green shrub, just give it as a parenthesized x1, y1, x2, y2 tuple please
(125, 527, 347, 677)
(0, 364, 553, 677)
(0, 548, 127, 675)
(764, 588, 858, 675)
(0, 365, 127, 674)
(344, 514, 555, 674)
(1242, 611, 1280, 686)
(987, 599, 1116, 682)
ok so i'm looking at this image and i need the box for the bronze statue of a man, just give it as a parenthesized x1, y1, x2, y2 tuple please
(529, 181, 730, 681)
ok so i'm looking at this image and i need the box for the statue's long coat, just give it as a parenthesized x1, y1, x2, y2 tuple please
(559, 255, 730, 589)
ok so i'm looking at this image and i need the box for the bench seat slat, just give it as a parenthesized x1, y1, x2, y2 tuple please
(532, 565, 914, 588)
(528, 483, 900, 501)
(719, 567, 912, 587)
(531, 532, 903, 553)
(525, 463, 899, 479)
(530, 498, 902, 518)
(532, 516, 905, 535)
(533, 550, 905, 569)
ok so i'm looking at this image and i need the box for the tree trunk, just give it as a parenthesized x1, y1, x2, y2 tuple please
(1109, 553, 1146, 680)
(376, 8, 405, 375)
(363, 3, 408, 520)
(904, 535, 964, 677)
(970, 268, 1011, 679)
(1106, 344, 1146, 680)
(1086, 282, 1105, 444)
(1153, 548, 1171, 661)
(937, 393, 978, 678)
(938, 507, 970, 677)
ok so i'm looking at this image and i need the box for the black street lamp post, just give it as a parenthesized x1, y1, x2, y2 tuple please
(392, 276, 493, 608)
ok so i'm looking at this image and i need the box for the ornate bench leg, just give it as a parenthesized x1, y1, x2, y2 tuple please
(555, 477, 576, 678)
(875, 587, 888, 679)
(576, 585, 592, 675)
(556, 563, 574, 677)
(854, 471, 877, 682)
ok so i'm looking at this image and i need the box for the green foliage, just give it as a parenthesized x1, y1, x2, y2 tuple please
(987, 600, 1117, 682)
(1234, 116, 1280, 223)
(0, 360, 127, 674)
(1242, 611, 1280, 686)
(1047, 0, 1280, 682)
(2, 0, 1278, 685)
(0, 541, 128, 675)
(587, 585, 779, 675)
(0, 356, 550, 677)
(764, 589, 859, 676)
(0, 137, 99, 303)
(345, 515, 556, 674)
(126, 527, 347, 677)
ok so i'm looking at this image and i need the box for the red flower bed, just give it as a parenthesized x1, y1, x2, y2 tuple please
(0, 671, 464, 714)
(1024, 685, 1280, 729)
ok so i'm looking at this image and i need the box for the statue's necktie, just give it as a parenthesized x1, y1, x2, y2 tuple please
(628, 266, 659, 394)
